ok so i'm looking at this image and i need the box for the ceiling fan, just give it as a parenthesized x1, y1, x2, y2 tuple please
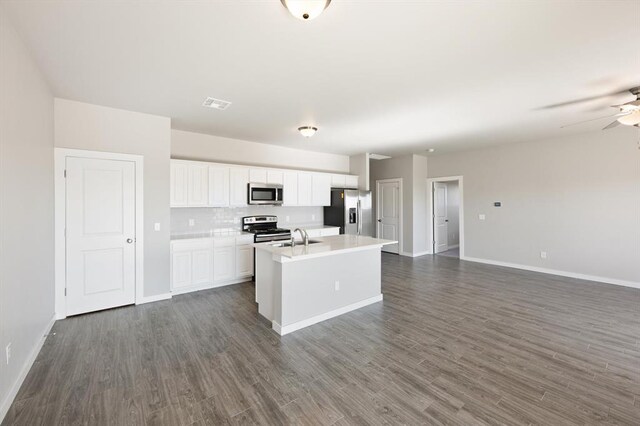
(559, 86, 640, 130)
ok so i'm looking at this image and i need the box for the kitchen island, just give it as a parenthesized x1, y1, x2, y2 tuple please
(253, 234, 397, 335)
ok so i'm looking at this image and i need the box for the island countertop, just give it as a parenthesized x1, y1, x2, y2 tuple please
(253, 234, 397, 262)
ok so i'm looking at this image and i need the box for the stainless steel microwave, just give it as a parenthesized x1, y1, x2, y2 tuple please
(248, 183, 283, 205)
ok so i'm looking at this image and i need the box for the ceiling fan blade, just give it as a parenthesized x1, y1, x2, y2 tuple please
(538, 88, 634, 110)
(560, 112, 630, 128)
(603, 120, 621, 130)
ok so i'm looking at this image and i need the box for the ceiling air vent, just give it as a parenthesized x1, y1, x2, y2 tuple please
(202, 97, 231, 110)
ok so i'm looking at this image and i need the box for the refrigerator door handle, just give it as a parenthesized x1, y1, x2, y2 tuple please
(357, 199, 362, 235)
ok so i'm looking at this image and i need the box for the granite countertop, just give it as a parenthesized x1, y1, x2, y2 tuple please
(170, 229, 252, 241)
(253, 234, 397, 262)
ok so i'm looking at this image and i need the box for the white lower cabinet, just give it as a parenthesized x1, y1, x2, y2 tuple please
(236, 245, 254, 278)
(171, 235, 254, 295)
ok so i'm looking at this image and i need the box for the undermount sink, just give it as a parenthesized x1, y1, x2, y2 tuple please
(270, 240, 322, 248)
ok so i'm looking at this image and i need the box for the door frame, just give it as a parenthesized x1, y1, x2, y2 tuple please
(375, 178, 403, 254)
(55, 148, 144, 319)
(426, 176, 464, 257)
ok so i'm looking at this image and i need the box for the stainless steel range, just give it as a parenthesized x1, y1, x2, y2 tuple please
(242, 215, 291, 243)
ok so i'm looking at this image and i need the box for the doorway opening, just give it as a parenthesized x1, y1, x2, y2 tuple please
(427, 176, 464, 259)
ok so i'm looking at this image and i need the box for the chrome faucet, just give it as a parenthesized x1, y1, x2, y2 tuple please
(292, 228, 309, 247)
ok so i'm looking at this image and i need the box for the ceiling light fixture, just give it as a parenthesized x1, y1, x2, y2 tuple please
(427, 148, 435, 153)
(281, 0, 331, 20)
(298, 126, 318, 138)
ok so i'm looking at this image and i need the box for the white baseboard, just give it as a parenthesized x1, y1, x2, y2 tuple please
(136, 292, 172, 305)
(400, 250, 431, 258)
(171, 277, 251, 296)
(0, 314, 56, 423)
(461, 256, 640, 289)
(448, 244, 460, 249)
(273, 294, 383, 336)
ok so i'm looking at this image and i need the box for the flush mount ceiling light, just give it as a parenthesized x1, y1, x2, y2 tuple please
(281, 0, 331, 20)
(298, 126, 318, 137)
(202, 96, 231, 110)
(427, 148, 436, 153)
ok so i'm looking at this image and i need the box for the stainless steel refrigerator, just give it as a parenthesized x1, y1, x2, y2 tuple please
(323, 189, 373, 237)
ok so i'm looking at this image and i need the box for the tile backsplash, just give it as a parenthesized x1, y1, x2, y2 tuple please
(170, 206, 324, 235)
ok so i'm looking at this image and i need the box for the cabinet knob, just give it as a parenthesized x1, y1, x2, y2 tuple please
(126, 238, 134, 244)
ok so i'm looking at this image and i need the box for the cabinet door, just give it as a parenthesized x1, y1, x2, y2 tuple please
(171, 251, 192, 289)
(191, 248, 213, 286)
(267, 170, 284, 185)
(345, 175, 359, 189)
(249, 169, 267, 183)
(312, 173, 331, 206)
(229, 168, 249, 206)
(208, 166, 230, 207)
(235, 245, 254, 278)
(331, 174, 346, 188)
(283, 171, 298, 206)
(170, 162, 188, 207)
(213, 246, 235, 282)
(297, 173, 312, 206)
(187, 164, 209, 206)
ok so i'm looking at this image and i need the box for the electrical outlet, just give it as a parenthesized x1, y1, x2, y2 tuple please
(154, 222, 161, 231)
(335, 281, 340, 291)
(188, 219, 195, 227)
(5, 343, 11, 365)
(479, 214, 486, 220)
(285, 216, 290, 222)
(540, 251, 547, 259)
(311, 214, 316, 221)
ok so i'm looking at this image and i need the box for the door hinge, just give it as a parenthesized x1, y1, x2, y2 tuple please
(64, 288, 67, 296)
(64, 170, 67, 178)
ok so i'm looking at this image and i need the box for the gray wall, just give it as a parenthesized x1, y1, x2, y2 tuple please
(428, 128, 640, 285)
(0, 7, 55, 418)
(54, 99, 172, 297)
(172, 129, 350, 173)
(349, 153, 370, 190)
(369, 154, 429, 255)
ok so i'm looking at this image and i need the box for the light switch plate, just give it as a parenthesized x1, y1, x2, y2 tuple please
(311, 214, 316, 221)
(188, 219, 195, 227)
(154, 223, 161, 231)
(540, 251, 547, 259)
(479, 214, 486, 220)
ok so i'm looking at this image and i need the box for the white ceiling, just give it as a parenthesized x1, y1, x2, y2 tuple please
(3, 0, 639, 156)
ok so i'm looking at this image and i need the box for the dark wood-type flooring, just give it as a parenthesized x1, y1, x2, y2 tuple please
(4, 254, 640, 425)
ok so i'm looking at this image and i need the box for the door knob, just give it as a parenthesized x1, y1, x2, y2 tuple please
(377, 219, 382, 222)
(126, 238, 134, 244)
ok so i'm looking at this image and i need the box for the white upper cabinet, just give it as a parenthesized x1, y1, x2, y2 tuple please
(170, 162, 189, 206)
(345, 174, 359, 189)
(249, 168, 267, 183)
(187, 163, 209, 207)
(267, 170, 284, 185)
(331, 174, 346, 188)
(282, 171, 298, 206)
(208, 166, 230, 207)
(297, 172, 313, 206)
(229, 167, 250, 206)
(312, 173, 331, 206)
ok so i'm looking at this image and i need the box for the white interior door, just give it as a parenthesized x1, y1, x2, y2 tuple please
(433, 182, 449, 253)
(377, 180, 401, 254)
(66, 157, 136, 315)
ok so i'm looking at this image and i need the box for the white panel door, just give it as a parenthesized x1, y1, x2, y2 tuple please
(267, 170, 284, 185)
(311, 173, 331, 206)
(433, 182, 449, 253)
(283, 171, 298, 206)
(208, 166, 230, 207)
(230, 168, 250, 206)
(214, 246, 235, 282)
(377, 180, 401, 254)
(297, 173, 312, 206)
(235, 245, 254, 278)
(170, 162, 188, 207)
(188, 163, 209, 206)
(249, 168, 267, 183)
(66, 157, 136, 315)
